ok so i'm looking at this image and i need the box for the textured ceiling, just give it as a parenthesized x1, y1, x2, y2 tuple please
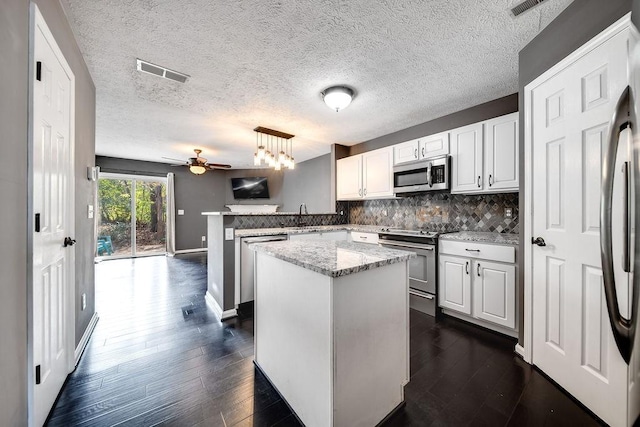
(61, 0, 573, 168)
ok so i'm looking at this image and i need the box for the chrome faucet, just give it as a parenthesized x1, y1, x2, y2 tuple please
(297, 203, 308, 226)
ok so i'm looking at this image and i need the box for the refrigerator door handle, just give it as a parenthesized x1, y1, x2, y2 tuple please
(624, 161, 631, 273)
(601, 85, 636, 364)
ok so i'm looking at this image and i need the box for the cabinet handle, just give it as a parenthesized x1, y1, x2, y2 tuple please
(364, 188, 367, 196)
(477, 176, 481, 188)
(414, 148, 418, 158)
(477, 263, 481, 277)
(359, 188, 362, 197)
(359, 236, 367, 240)
(421, 147, 425, 157)
(465, 248, 480, 252)
(489, 174, 493, 187)
(465, 261, 469, 275)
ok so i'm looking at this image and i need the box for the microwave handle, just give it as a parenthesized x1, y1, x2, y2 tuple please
(427, 162, 433, 188)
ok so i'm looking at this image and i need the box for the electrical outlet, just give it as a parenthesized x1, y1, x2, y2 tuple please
(81, 293, 87, 311)
(177, 209, 185, 215)
(505, 208, 513, 218)
(339, 210, 344, 215)
(382, 209, 388, 217)
(201, 235, 206, 242)
(225, 228, 234, 240)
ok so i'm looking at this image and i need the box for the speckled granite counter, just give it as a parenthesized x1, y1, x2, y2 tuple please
(440, 231, 519, 245)
(235, 224, 385, 238)
(249, 240, 415, 277)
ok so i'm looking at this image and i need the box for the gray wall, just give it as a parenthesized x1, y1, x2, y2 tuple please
(349, 93, 518, 155)
(95, 156, 227, 251)
(224, 168, 285, 208)
(0, 0, 29, 423)
(0, 0, 96, 423)
(517, 0, 632, 343)
(282, 154, 332, 213)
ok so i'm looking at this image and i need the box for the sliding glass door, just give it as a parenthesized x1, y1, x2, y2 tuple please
(97, 174, 167, 258)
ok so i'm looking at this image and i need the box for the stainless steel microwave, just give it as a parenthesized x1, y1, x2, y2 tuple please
(393, 155, 450, 194)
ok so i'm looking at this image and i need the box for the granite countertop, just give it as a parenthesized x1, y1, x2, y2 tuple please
(440, 231, 519, 245)
(235, 224, 385, 238)
(249, 240, 416, 278)
(202, 211, 339, 216)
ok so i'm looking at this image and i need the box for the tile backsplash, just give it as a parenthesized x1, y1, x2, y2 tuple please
(347, 193, 519, 233)
(226, 194, 518, 234)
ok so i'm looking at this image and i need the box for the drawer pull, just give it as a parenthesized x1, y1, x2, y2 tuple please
(409, 289, 434, 300)
(465, 249, 480, 252)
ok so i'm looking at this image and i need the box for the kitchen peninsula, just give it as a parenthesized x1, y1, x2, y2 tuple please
(250, 239, 414, 427)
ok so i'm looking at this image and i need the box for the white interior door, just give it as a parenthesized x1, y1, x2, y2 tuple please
(32, 7, 75, 426)
(530, 27, 630, 427)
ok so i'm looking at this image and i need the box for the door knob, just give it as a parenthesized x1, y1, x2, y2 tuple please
(64, 237, 76, 247)
(531, 237, 546, 247)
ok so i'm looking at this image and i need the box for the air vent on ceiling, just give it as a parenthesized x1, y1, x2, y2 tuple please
(511, 0, 548, 16)
(136, 59, 189, 83)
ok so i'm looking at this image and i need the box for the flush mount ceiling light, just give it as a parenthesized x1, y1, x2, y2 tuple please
(253, 127, 295, 170)
(321, 86, 354, 112)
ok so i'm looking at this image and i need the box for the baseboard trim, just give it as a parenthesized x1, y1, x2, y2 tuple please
(515, 344, 526, 359)
(74, 312, 99, 366)
(168, 248, 208, 257)
(205, 291, 237, 320)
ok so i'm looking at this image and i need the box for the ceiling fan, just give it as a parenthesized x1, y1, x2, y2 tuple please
(163, 149, 232, 175)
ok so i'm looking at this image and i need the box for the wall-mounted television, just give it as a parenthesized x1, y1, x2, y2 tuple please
(231, 177, 270, 199)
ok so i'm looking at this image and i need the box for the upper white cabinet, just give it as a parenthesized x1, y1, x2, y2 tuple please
(450, 113, 519, 194)
(337, 147, 394, 200)
(336, 155, 363, 199)
(451, 123, 484, 193)
(393, 131, 450, 165)
(484, 113, 519, 191)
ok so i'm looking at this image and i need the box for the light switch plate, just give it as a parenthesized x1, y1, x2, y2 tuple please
(88, 204, 94, 219)
(177, 209, 185, 215)
(225, 228, 234, 240)
(81, 293, 87, 311)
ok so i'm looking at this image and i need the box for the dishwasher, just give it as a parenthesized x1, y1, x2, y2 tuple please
(240, 235, 288, 303)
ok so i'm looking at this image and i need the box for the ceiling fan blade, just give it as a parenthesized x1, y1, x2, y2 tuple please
(207, 163, 232, 169)
(161, 156, 187, 163)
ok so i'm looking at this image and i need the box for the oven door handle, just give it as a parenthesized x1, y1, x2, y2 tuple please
(380, 241, 435, 251)
(409, 289, 435, 300)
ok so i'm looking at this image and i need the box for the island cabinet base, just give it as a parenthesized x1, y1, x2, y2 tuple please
(254, 253, 409, 427)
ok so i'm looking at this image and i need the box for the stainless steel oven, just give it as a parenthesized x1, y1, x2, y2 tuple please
(378, 230, 439, 316)
(393, 155, 450, 195)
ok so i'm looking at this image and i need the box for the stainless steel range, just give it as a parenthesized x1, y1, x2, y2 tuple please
(378, 228, 439, 317)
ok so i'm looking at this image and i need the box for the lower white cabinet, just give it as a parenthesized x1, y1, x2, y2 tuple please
(438, 241, 516, 332)
(472, 260, 515, 329)
(439, 255, 472, 315)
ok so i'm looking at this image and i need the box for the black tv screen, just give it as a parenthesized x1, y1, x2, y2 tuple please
(231, 177, 270, 199)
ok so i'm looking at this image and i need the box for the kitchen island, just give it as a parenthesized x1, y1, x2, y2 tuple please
(250, 240, 414, 427)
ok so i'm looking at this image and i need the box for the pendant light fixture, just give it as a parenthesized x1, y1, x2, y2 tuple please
(253, 127, 295, 171)
(321, 86, 354, 112)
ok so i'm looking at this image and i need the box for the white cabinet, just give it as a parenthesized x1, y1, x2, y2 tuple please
(336, 155, 363, 200)
(450, 113, 519, 194)
(473, 260, 515, 329)
(394, 140, 420, 164)
(337, 147, 393, 200)
(484, 113, 519, 191)
(393, 132, 449, 165)
(451, 123, 484, 193)
(349, 231, 379, 244)
(438, 255, 472, 315)
(438, 240, 517, 333)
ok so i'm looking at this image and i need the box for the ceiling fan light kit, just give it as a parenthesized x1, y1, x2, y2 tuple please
(162, 148, 232, 175)
(189, 165, 206, 175)
(253, 126, 295, 171)
(321, 86, 354, 112)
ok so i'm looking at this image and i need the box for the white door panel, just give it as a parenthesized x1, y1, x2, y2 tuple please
(362, 147, 394, 199)
(451, 123, 483, 193)
(485, 113, 519, 191)
(336, 155, 363, 200)
(420, 132, 449, 159)
(33, 7, 74, 426)
(394, 140, 419, 165)
(473, 260, 515, 329)
(531, 28, 630, 427)
(438, 255, 471, 315)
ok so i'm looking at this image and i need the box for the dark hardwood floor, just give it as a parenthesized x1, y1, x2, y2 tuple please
(48, 254, 602, 426)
